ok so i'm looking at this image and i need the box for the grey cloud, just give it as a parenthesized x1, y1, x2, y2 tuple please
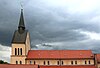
(31, 40, 100, 53)
(0, 0, 100, 52)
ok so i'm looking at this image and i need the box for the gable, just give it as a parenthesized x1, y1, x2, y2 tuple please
(96, 54, 100, 63)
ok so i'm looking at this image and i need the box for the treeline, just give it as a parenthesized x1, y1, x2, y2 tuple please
(0, 60, 9, 64)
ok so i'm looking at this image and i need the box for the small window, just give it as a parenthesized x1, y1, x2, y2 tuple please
(44, 61, 45, 65)
(89, 61, 91, 64)
(18, 48, 19, 55)
(20, 61, 22, 64)
(20, 48, 22, 55)
(15, 48, 17, 55)
(57, 61, 59, 65)
(71, 61, 73, 65)
(34, 61, 35, 64)
(75, 61, 77, 64)
(85, 61, 87, 64)
(48, 61, 50, 65)
(16, 61, 18, 64)
(30, 60, 32, 64)
(62, 61, 63, 65)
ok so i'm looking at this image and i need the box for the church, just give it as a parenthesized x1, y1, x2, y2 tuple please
(6, 9, 100, 68)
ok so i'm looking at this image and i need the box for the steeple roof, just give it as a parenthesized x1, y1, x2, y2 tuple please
(18, 9, 25, 30)
(12, 9, 28, 43)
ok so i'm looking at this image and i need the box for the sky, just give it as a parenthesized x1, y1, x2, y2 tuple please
(0, 0, 100, 62)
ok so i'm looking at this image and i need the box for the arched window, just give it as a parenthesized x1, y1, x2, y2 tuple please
(89, 61, 91, 64)
(20, 48, 22, 55)
(62, 61, 63, 65)
(75, 61, 77, 64)
(16, 61, 18, 64)
(20, 61, 22, 64)
(57, 61, 59, 65)
(85, 61, 87, 64)
(71, 61, 73, 65)
(44, 61, 45, 65)
(34, 61, 35, 64)
(15, 48, 17, 55)
(18, 48, 19, 55)
(48, 61, 49, 65)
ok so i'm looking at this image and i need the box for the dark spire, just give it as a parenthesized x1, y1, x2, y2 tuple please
(18, 9, 25, 33)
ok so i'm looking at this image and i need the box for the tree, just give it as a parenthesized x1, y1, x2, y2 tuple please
(0, 60, 9, 64)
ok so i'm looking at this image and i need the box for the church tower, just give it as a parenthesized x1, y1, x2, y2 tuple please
(10, 9, 31, 64)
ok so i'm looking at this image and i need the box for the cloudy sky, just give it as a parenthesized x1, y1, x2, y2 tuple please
(0, 0, 100, 62)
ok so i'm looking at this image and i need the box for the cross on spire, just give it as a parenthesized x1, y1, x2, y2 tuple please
(20, 1, 23, 10)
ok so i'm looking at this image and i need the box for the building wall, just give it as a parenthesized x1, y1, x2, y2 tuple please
(11, 56, 26, 64)
(26, 59, 94, 66)
(97, 63, 100, 68)
(11, 44, 26, 55)
(25, 32, 31, 55)
(62, 59, 94, 65)
(11, 44, 26, 64)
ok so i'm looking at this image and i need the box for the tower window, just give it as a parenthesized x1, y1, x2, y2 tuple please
(75, 61, 77, 64)
(57, 61, 59, 65)
(15, 48, 17, 55)
(34, 61, 35, 65)
(20, 61, 22, 64)
(71, 61, 73, 65)
(44, 61, 45, 65)
(85, 61, 87, 64)
(89, 61, 91, 64)
(16, 61, 18, 64)
(18, 48, 19, 55)
(62, 61, 63, 65)
(48, 61, 50, 65)
(20, 48, 22, 55)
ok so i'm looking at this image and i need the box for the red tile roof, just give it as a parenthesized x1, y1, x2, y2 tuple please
(96, 54, 100, 62)
(40, 65, 96, 68)
(0, 64, 38, 68)
(26, 50, 94, 59)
